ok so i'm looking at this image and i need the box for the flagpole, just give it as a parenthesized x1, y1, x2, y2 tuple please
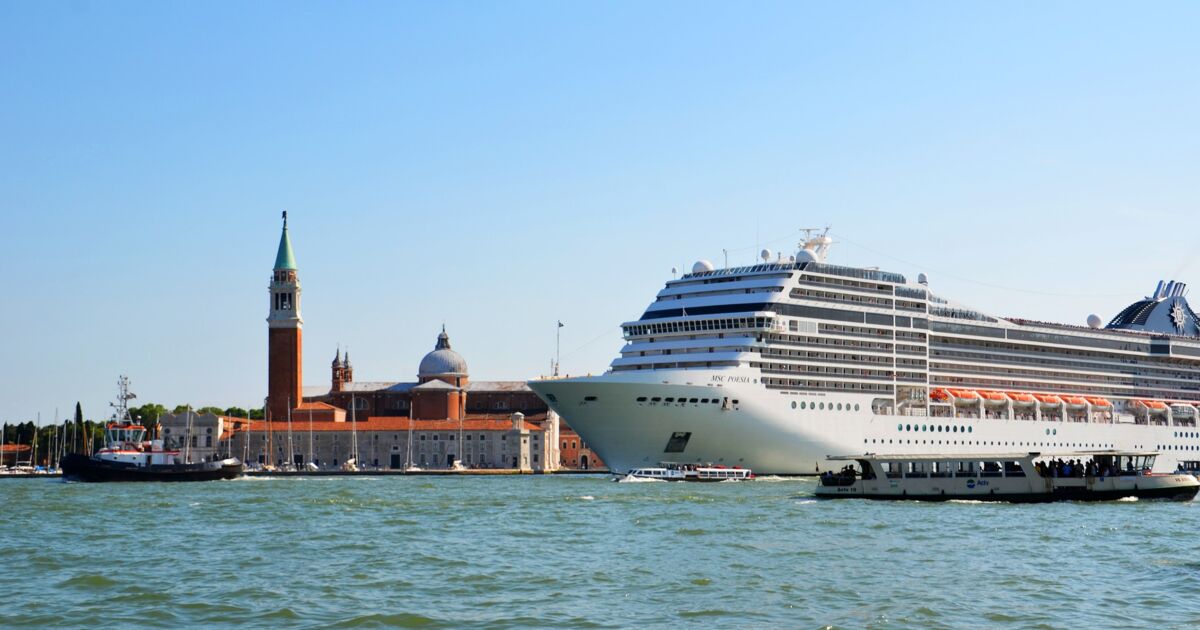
(555, 321, 563, 377)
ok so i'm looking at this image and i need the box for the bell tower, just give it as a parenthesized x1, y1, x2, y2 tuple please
(267, 211, 303, 421)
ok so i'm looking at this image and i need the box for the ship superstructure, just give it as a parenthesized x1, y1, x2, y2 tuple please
(529, 230, 1200, 474)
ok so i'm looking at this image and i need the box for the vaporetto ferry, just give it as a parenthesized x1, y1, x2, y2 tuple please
(529, 229, 1200, 475)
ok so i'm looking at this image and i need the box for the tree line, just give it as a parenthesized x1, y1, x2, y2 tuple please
(1, 401, 264, 466)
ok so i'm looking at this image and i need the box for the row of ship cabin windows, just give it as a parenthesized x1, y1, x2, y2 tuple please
(1175, 432, 1199, 438)
(791, 401, 860, 412)
(896, 424, 1080, 438)
(634, 397, 738, 405)
(1161, 444, 1200, 451)
(866, 438, 1117, 449)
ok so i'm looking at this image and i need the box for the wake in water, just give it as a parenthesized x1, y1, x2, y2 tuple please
(616, 476, 666, 483)
(754, 475, 815, 483)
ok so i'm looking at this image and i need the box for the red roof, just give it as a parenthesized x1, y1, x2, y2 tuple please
(296, 401, 342, 412)
(225, 414, 545, 434)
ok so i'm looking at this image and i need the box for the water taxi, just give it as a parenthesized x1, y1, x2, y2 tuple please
(618, 462, 754, 482)
(815, 451, 1198, 502)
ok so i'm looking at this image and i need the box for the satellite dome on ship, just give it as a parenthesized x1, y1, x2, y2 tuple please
(418, 327, 468, 376)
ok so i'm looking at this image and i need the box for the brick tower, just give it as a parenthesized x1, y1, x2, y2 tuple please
(267, 211, 303, 421)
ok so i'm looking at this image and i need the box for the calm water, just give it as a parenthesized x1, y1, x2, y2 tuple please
(1, 475, 1197, 628)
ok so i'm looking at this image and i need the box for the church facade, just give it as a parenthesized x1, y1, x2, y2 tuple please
(251, 213, 603, 471)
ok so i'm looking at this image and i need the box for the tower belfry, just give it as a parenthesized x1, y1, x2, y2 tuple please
(267, 211, 303, 420)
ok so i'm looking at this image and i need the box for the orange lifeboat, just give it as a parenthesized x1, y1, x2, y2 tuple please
(1005, 391, 1037, 405)
(1084, 396, 1112, 407)
(1061, 395, 1088, 409)
(977, 390, 1007, 403)
(948, 389, 981, 405)
(1034, 394, 1063, 406)
(929, 388, 950, 403)
(1135, 400, 1168, 411)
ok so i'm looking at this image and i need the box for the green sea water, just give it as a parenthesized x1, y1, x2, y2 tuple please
(0, 475, 1197, 628)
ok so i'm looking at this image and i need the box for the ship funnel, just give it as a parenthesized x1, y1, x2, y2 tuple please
(1154, 280, 1166, 300)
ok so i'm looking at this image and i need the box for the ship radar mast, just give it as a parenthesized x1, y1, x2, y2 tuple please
(109, 375, 137, 424)
(796, 226, 832, 264)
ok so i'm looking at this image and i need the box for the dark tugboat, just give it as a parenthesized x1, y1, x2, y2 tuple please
(61, 376, 242, 482)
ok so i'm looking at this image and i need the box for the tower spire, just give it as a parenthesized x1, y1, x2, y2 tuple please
(274, 211, 297, 271)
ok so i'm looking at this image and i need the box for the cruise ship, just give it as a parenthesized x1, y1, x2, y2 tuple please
(529, 230, 1200, 475)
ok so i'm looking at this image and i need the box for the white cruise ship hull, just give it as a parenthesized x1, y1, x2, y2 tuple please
(531, 369, 1190, 475)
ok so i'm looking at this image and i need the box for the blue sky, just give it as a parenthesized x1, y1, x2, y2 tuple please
(1, 2, 1198, 422)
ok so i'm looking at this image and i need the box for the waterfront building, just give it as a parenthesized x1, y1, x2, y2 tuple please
(159, 411, 226, 463)
(257, 214, 602, 471)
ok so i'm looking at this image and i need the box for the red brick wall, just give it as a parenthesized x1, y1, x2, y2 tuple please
(559, 426, 605, 470)
(268, 327, 302, 420)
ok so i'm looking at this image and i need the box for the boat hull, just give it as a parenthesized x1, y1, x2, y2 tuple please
(816, 475, 1199, 502)
(61, 454, 243, 482)
(530, 371, 1192, 475)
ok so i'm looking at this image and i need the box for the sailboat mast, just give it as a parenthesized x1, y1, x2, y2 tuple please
(245, 405, 251, 465)
(185, 405, 193, 463)
(33, 412, 39, 469)
(266, 401, 274, 467)
(406, 406, 414, 471)
(350, 396, 357, 463)
(349, 394, 359, 465)
(286, 398, 295, 469)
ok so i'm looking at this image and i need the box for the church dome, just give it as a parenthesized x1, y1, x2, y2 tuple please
(418, 328, 468, 376)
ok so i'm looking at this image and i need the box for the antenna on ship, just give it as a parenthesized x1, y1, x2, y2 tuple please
(797, 226, 833, 264)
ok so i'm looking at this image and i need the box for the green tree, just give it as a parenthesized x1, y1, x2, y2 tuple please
(171, 404, 191, 415)
(195, 406, 225, 416)
(128, 403, 168, 433)
(223, 407, 249, 418)
(248, 408, 265, 420)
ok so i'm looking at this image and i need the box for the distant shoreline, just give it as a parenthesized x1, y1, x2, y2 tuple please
(0, 469, 610, 479)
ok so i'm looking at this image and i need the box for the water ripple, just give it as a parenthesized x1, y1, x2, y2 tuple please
(0, 476, 1195, 627)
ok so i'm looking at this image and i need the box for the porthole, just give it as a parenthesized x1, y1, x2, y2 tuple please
(791, 401, 797, 410)
(937, 426, 943, 432)
(968, 427, 972, 433)
(1053, 429, 1057, 435)
(952, 426, 958, 433)
(819, 403, 825, 410)
(905, 424, 911, 431)
(855, 404, 860, 411)
(1045, 429, 1051, 436)
(837, 403, 843, 411)
(801, 402, 807, 410)
(897, 424, 903, 431)
(922, 425, 927, 432)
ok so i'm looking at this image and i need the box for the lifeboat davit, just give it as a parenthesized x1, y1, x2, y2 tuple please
(1170, 403, 1196, 417)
